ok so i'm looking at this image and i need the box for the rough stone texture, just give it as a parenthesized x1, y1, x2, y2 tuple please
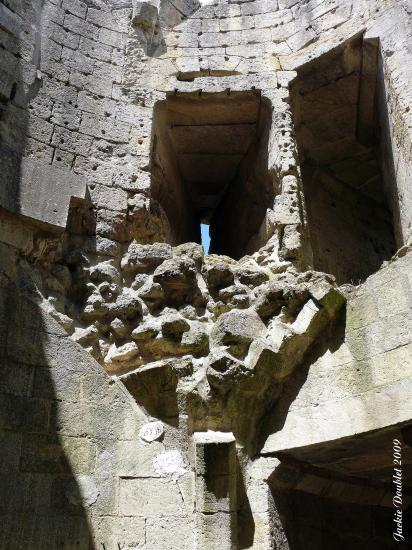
(0, 151, 87, 230)
(1, 0, 412, 548)
(262, 251, 412, 455)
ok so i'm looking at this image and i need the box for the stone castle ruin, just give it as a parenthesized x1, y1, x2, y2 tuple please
(1, 0, 412, 548)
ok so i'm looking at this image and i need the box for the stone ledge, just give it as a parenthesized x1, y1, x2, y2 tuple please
(193, 431, 236, 444)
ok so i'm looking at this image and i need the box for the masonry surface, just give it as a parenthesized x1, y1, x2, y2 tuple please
(1, 0, 412, 549)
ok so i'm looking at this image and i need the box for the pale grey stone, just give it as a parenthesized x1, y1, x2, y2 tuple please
(153, 450, 188, 479)
(139, 420, 164, 442)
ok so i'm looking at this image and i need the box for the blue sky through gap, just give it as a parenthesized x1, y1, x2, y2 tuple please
(201, 224, 210, 254)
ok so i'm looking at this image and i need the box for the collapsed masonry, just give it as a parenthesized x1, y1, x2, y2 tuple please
(1, 0, 412, 549)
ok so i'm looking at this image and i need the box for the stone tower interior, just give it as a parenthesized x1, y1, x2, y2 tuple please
(0, 0, 412, 549)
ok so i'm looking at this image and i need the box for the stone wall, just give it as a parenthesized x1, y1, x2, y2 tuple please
(262, 250, 412, 455)
(0, 278, 197, 549)
(1, 0, 412, 549)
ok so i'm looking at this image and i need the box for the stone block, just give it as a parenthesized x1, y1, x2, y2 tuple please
(60, 47, 95, 76)
(92, 516, 146, 550)
(210, 309, 266, 358)
(146, 516, 195, 550)
(272, 192, 301, 224)
(0, 473, 53, 515)
(96, 208, 128, 242)
(0, 2, 22, 37)
(46, 20, 81, 49)
(79, 36, 113, 62)
(252, 512, 275, 550)
(27, 115, 54, 144)
(7, 323, 50, 367)
(19, 433, 72, 474)
(195, 512, 237, 550)
(287, 27, 317, 51)
(90, 183, 128, 212)
(117, 439, 164, 477)
(119, 478, 186, 516)
(59, 437, 97, 475)
(215, 3, 241, 17)
(254, 9, 293, 28)
(51, 474, 98, 513)
(196, 474, 236, 512)
(62, 0, 87, 19)
(0, 211, 33, 252)
(0, 432, 22, 477)
(0, 148, 87, 230)
(80, 113, 130, 143)
(64, 13, 99, 39)
(246, 481, 272, 514)
(0, 359, 32, 398)
(99, 27, 126, 48)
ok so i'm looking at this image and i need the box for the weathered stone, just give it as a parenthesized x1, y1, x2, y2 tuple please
(0, 150, 87, 230)
(203, 261, 235, 290)
(120, 476, 186, 516)
(139, 420, 164, 443)
(138, 280, 165, 311)
(105, 342, 142, 369)
(174, 242, 205, 269)
(161, 313, 190, 338)
(121, 241, 173, 273)
(154, 257, 197, 289)
(153, 449, 188, 480)
(89, 261, 121, 283)
(132, 318, 160, 341)
(218, 284, 251, 309)
(110, 317, 130, 338)
(210, 308, 266, 357)
(113, 287, 143, 320)
(71, 324, 100, 346)
(236, 264, 269, 286)
(2, 2, 411, 549)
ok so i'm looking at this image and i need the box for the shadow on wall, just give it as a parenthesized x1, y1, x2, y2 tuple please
(270, 483, 412, 550)
(290, 35, 400, 285)
(0, 0, 43, 213)
(0, 280, 92, 548)
(131, 0, 201, 58)
(237, 453, 255, 549)
(0, 1, 92, 547)
(256, 308, 348, 455)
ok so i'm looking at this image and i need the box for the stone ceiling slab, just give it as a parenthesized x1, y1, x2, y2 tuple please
(177, 153, 243, 184)
(168, 123, 256, 155)
(165, 93, 261, 126)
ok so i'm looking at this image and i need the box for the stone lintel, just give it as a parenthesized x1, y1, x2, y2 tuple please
(193, 431, 236, 445)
